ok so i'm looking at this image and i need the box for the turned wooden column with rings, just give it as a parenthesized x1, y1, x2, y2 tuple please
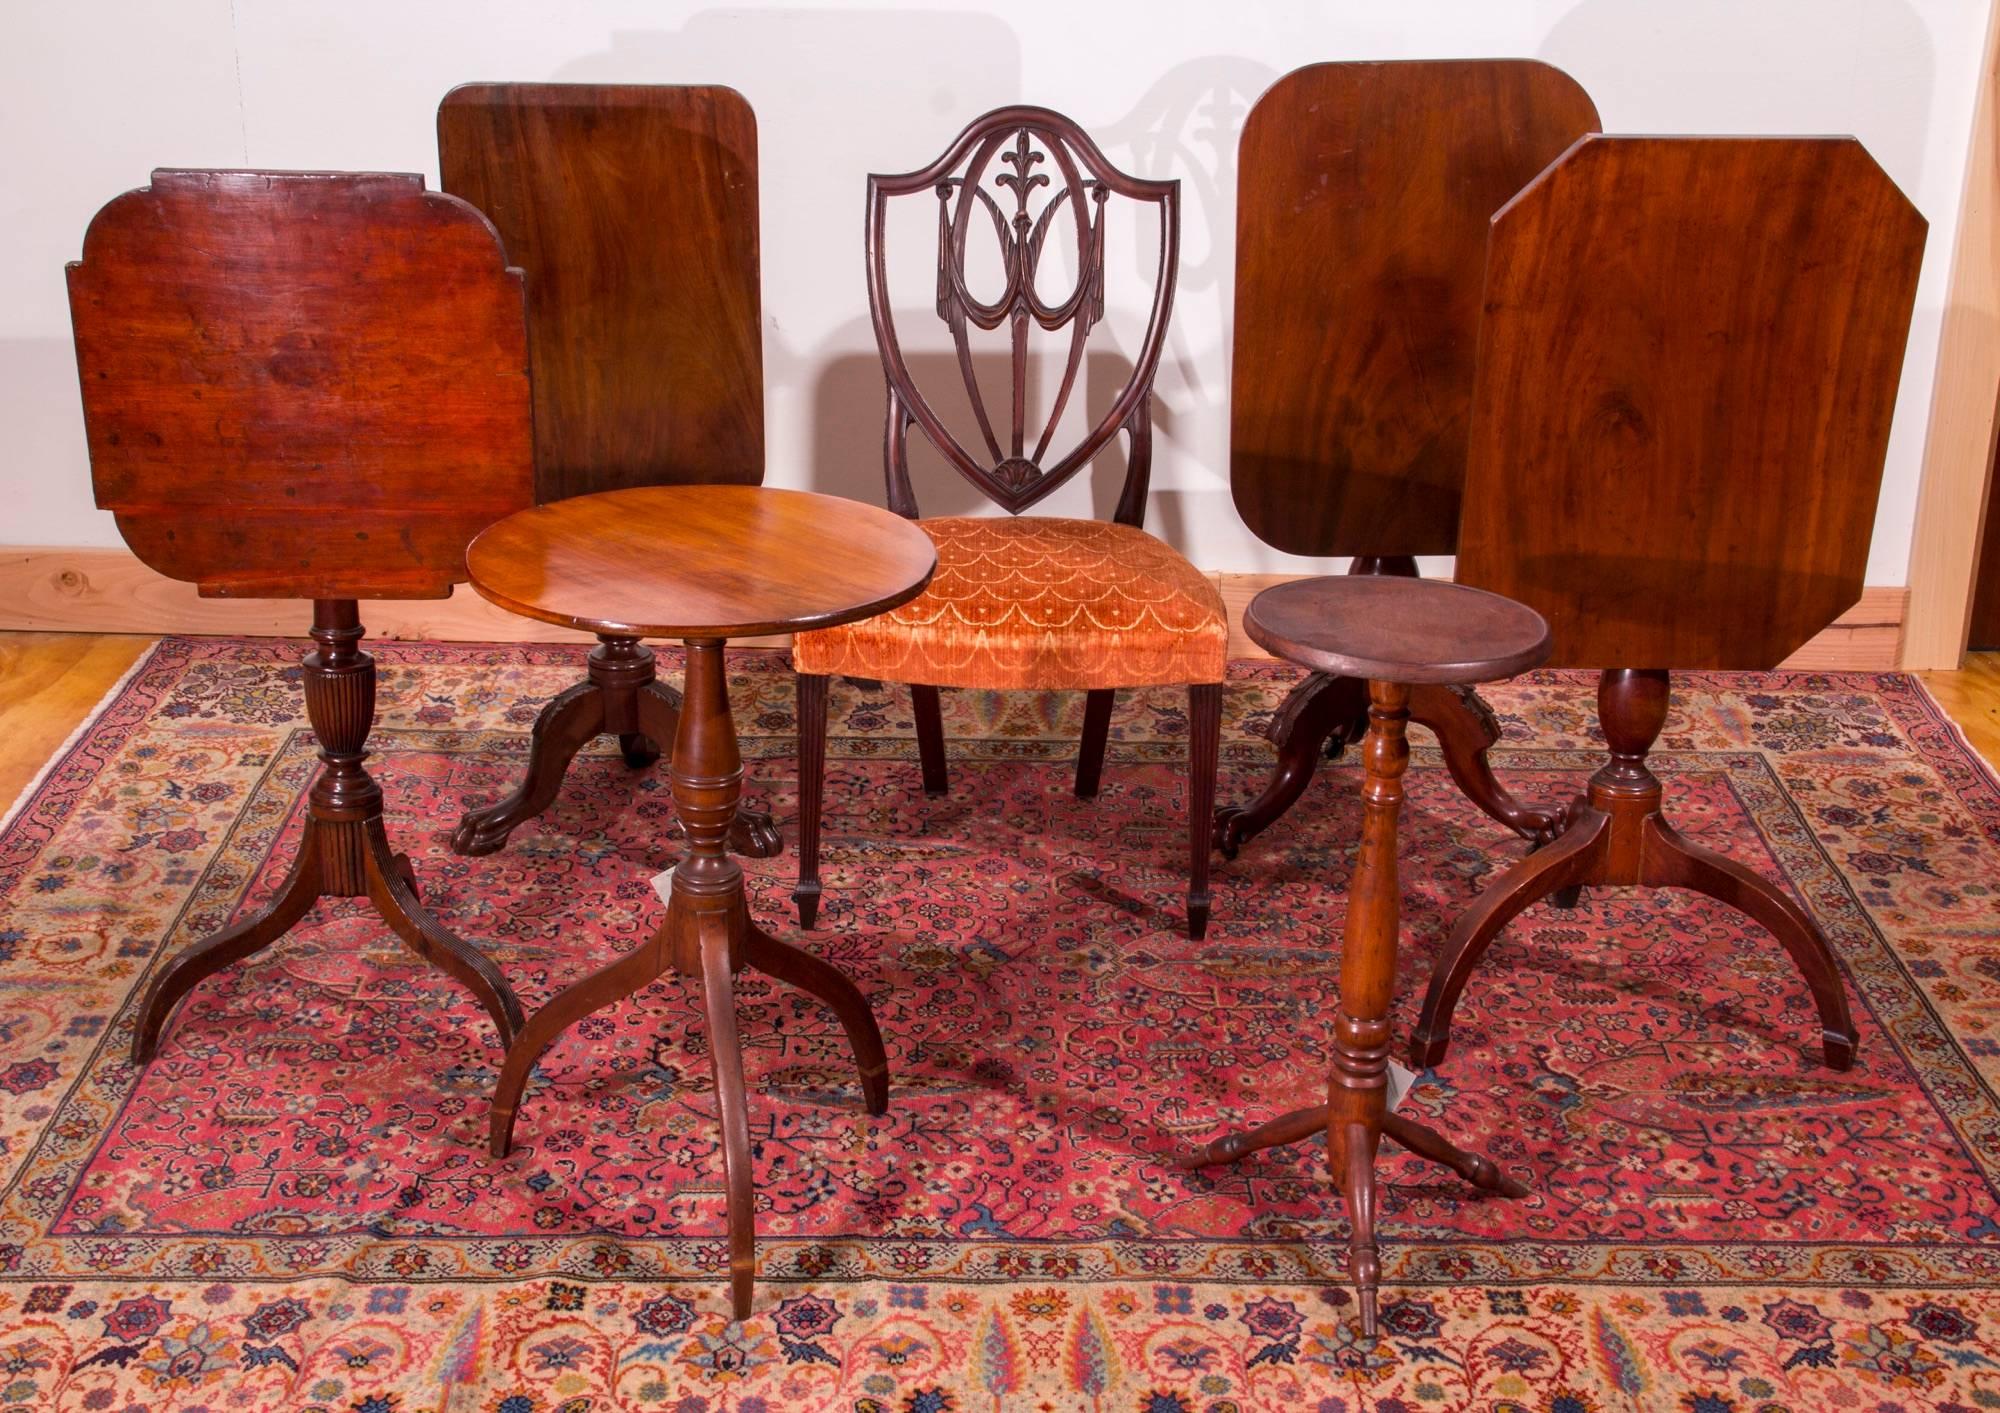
(1184, 576, 1550, 1338)
(463, 484, 936, 1318)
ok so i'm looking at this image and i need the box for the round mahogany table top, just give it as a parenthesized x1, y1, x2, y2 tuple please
(467, 486, 938, 639)
(1247, 576, 1551, 685)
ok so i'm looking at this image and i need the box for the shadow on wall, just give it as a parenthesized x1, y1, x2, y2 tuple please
(1539, 0, 1937, 587)
(548, 9, 1024, 495)
(1538, 0, 1932, 189)
(551, 18, 1283, 560)
(811, 347, 1142, 523)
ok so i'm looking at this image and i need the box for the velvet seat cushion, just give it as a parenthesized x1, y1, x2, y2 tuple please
(791, 516, 1228, 690)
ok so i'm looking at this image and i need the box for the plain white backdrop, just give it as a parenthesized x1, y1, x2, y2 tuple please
(2, 0, 1980, 585)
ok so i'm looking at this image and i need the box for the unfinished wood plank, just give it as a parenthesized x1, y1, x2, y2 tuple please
(1904, 0, 2000, 668)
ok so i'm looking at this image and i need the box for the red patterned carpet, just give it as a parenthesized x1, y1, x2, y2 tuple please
(1, 637, 1997, 1410)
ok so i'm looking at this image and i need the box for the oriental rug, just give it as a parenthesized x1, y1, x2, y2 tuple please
(0, 637, 1996, 1411)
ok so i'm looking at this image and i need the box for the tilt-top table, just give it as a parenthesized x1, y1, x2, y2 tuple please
(1186, 576, 1549, 1337)
(466, 485, 935, 1317)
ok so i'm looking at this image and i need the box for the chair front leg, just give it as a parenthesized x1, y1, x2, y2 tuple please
(793, 672, 829, 928)
(912, 684, 949, 797)
(1187, 682, 1223, 939)
(1076, 688, 1116, 798)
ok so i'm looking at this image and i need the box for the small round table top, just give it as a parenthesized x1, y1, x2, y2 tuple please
(466, 486, 938, 639)
(1246, 576, 1551, 685)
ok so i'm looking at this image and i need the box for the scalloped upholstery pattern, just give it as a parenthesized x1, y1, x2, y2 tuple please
(792, 516, 1227, 690)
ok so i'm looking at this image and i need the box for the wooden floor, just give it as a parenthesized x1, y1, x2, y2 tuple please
(0, 632, 151, 814)
(4, 631, 2000, 814)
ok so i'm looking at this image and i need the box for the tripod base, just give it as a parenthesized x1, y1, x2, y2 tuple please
(452, 635, 781, 859)
(1409, 668, 1858, 1071)
(1214, 559, 1559, 858)
(131, 602, 522, 1064)
(485, 638, 885, 1320)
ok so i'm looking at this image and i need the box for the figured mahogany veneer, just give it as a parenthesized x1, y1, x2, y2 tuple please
(439, 84, 779, 861)
(67, 169, 536, 1058)
(1186, 578, 1549, 1338)
(1414, 136, 1927, 1072)
(468, 485, 935, 1319)
(1214, 61, 1600, 859)
(789, 106, 1226, 939)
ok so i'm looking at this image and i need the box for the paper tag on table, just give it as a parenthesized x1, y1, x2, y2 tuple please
(1386, 1059, 1416, 1113)
(651, 867, 675, 906)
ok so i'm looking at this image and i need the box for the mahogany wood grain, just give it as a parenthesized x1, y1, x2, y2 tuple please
(1217, 62, 1595, 859)
(1243, 577, 1551, 685)
(1230, 61, 1598, 558)
(68, 170, 533, 600)
(438, 86, 773, 861)
(66, 170, 536, 1060)
(1421, 137, 1915, 1071)
(1456, 135, 1926, 670)
(1185, 576, 1546, 1337)
(473, 486, 930, 1317)
(466, 485, 937, 640)
(439, 84, 763, 503)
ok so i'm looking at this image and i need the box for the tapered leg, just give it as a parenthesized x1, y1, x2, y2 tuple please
(1212, 672, 1368, 858)
(1178, 1101, 1327, 1168)
(698, 919, 757, 1319)
(451, 681, 605, 856)
(130, 837, 322, 1064)
(792, 672, 829, 928)
(1188, 682, 1222, 939)
(1380, 1112, 1530, 1197)
(1642, 814, 1858, 1070)
(1333, 1120, 1382, 1337)
(1408, 684, 1562, 843)
(487, 934, 668, 1157)
(745, 922, 889, 1114)
(912, 684, 948, 796)
(365, 818, 522, 1047)
(1075, 688, 1115, 799)
(1409, 807, 1608, 1068)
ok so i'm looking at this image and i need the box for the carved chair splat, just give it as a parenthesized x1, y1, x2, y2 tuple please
(793, 106, 1227, 939)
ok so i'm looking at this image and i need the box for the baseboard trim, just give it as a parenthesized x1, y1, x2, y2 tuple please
(0, 546, 1908, 672)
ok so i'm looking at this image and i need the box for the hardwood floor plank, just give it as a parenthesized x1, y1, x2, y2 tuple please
(0, 632, 152, 815)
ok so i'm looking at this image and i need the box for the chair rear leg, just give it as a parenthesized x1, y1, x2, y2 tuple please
(1076, 688, 1116, 798)
(1187, 682, 1223, 939)
(793, 672, 829, 928)
(912, 684, 949, 796)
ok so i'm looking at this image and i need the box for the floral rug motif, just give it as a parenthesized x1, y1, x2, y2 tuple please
(0, 637, 1997, 1410)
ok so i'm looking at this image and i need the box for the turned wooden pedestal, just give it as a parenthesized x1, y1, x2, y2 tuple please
(66, 170, 539, 1064)
(135, 602, 523, 1060)
(1186, 576, 1549, 1338)
(464, 485, 936, 1317)
(1409, 668, 1857, 1070)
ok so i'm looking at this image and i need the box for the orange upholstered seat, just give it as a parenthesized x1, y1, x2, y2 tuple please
(792, 516, 1227, 691)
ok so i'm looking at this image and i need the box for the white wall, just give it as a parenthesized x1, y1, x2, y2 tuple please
(4, 0, 1986, 585)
